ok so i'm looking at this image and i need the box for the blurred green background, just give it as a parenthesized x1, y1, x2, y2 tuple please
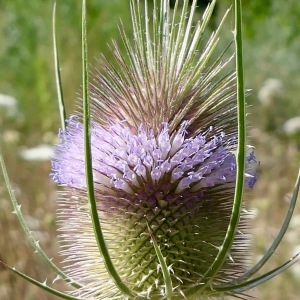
(0, 0, 299, 299)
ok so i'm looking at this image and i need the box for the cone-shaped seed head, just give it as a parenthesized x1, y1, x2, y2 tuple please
(51, 0, 258, 298)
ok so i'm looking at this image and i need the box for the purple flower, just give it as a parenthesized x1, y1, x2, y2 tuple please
(53, 117, 257, 193)
(50, 0, 258, 299)
(51, 117, 257, 299)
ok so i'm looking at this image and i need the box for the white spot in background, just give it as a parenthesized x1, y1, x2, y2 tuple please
(258, 78, 284, 106)
(1, 129, 20, 144)
(290, 245, 300, 279)
(0, 93, 18, 117)
(283, 116, 300, 136)
(19, 144, 54, 161)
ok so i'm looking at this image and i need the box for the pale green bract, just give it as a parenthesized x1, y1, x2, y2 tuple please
(0, 1, 300, 300)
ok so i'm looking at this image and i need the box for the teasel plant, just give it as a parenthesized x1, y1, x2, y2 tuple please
(1, 0, 300, 299)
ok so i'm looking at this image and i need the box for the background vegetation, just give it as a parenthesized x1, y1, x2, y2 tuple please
(0, 0, 299, 299)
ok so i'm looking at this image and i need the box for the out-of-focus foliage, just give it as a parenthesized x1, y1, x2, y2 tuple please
(0, 0, 131, 136)
(242, 0, 300, 44)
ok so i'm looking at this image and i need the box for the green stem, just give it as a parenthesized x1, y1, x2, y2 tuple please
(0, 261, 82, 300)
(212, 252, 300, 293)
(237, 164, 300, 280)
(148, 224, 173, 299)
(186, 0, 246, 296)
(212, 166, 300, 293)
(0, 152, 82, 289)
(81, 0, 136, 298)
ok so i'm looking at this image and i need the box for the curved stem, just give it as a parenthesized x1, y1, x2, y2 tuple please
(186, 0, 246, 296)
(81, 0, 137, 298)
(0, 152, 82, 289)
(238, 165, 300, 280)
(0, 261, 82, 300)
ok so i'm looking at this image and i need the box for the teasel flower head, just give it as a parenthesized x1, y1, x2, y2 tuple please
(51, 0, 259, 299)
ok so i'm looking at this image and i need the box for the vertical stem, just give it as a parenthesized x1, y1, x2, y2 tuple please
(81, 0, 136, 298)
(234, 0, 246, 195)
(186, 0, 246, 296)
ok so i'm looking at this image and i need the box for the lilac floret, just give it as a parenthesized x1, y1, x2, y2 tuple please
(51, 116, 258, 194)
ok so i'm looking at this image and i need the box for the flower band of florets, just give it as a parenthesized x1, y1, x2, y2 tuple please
(51, 116, 257, 195)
